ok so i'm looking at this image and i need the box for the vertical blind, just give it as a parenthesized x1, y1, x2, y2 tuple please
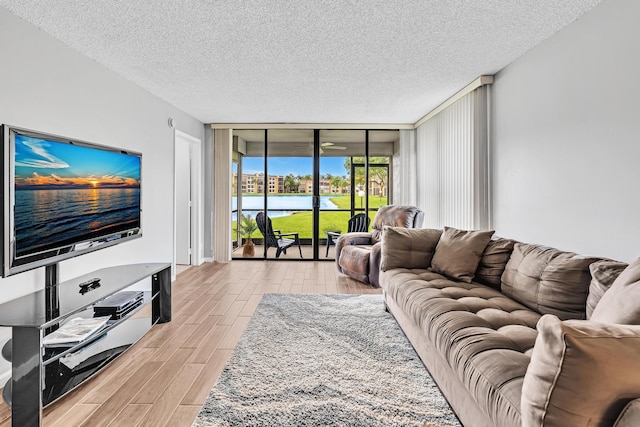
(213, 129, 233, 261)
(393, 129, 418, 206)
(416, 86, 490, 230)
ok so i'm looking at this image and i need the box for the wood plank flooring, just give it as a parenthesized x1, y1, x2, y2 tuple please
(231, 243, 338, 260)
(0, 260, 380, 426)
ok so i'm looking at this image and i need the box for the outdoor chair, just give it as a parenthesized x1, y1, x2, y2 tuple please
(325, 213, 371, 257)
(348, 213, 370, 233)
(256, 212, 303, 259)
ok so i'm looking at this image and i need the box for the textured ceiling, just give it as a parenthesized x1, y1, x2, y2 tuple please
(0, 0, 603, 124)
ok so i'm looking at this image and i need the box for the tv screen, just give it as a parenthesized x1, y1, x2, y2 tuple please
(2, 126, 142, 276)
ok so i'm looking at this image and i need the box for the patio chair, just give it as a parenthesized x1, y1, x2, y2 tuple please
(256, 212, 303, 259)
(347, 213, 370, 233)
(325, 213, 371, 257)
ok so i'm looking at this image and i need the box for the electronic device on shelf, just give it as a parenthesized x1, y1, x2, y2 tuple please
(79, 278, 101, 294)
(93, 290, 144, 319)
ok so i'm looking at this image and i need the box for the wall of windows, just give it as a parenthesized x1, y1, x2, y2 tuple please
(231, 129, 397, 260)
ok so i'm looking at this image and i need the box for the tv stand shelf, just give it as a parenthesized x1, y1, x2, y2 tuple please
(0, 262, 171, 427)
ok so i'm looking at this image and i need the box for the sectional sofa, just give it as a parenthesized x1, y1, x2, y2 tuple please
(378, 226, 640, 427)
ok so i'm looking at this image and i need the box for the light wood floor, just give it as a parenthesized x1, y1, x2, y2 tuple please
(0, 260, 380, 426)
(232, 243, 338, 260)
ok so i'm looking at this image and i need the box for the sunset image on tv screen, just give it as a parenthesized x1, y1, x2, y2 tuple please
(13, 134, 141, 257)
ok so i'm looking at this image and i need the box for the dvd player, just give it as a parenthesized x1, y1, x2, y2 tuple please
(93, 291, 144, 317)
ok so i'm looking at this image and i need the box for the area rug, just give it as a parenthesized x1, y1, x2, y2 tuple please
(192, 294, 461, 427)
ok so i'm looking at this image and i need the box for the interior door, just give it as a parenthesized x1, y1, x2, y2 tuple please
(175, 136, 191, 265)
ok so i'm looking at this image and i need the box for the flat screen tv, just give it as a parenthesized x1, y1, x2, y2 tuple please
(2, 125, 141, 277)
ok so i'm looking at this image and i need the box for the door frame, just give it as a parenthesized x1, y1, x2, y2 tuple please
(173, 130, 204, 273)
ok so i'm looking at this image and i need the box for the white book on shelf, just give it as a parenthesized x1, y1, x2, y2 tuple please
(43, 316, 111, 347)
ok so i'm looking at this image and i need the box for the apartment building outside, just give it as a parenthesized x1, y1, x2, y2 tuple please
(234, 173, 383, 196)
(233, 173, 284, 195)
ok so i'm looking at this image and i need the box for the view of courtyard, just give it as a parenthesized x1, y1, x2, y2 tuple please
(232, 156, 389, 249)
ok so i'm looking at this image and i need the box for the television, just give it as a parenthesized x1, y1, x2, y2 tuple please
(1, 125, 142, 277)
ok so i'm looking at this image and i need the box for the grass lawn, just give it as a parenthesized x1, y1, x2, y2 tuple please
(328, 195, 387, 210)
(234, 195, 388, 240)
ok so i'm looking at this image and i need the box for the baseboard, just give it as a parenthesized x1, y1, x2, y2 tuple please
(203, 257, 213, 263)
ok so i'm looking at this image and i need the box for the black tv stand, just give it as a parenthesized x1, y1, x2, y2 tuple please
(0, 262, 171, 427)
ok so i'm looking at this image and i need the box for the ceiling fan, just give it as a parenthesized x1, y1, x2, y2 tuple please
(310, 141, 347, 154)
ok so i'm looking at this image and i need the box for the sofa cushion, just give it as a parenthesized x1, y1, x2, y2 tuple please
(521, 315, 640, 427)
(381, 268, 540, 427)
(591, 258, 640, 324)
(475, 238, 517, 290)
(338, 245, 370, 283)
(431, 227, 495, 283)
(380, 227, 442, 271)
(370, 205, 423, 243)
(586, 260, 628, 319)
(501, 243, 599, 320)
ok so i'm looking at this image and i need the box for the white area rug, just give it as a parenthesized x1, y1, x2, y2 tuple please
(193, 294, 461, 427)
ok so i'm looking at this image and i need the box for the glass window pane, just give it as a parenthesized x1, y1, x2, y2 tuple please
(232, 130, 264, 259)
(319, 130, 365, 260)
(265, 129, 313, 259)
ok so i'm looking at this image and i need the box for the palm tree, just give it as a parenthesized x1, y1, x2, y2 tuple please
(331, 175, 344, 193)
(238, 214, 258, 256)
(284, 174, 299, 193)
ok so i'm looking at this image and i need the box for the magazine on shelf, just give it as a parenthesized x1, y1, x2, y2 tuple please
(43, 316, 111, 348)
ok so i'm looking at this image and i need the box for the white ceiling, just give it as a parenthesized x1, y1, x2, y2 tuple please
(0, 0, 603, 124)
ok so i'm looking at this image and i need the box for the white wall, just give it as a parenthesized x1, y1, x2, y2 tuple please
(491, 0, 640, 262)
(0, 7, 205, 377)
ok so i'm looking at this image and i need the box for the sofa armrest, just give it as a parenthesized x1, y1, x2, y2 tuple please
(342, 232, 374, 246)
(614, 399, 640, 427)
(369, 242, 382, 287)
(335, 232, 373, 272)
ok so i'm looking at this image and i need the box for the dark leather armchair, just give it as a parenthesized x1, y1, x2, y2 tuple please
(335, 205, 424, 287)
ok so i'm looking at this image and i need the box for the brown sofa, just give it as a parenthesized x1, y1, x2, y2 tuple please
(379, 226, 640, 427)
(335, 205, 424, 287)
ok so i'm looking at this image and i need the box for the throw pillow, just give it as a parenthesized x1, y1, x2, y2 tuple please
(521, 314, 640, 427)
(430, 227, 494, 283)
(501, 243, 600, 320)
(586, 260, 628, 319)
(591, 258, 640, 324)
(474, 237, 517, 290)
(380, 227, 442, 271)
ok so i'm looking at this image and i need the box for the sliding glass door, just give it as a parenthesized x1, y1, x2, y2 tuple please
(232, 128, 397, 261)
(232, 130, 264, 257)
(265, 129, 314, 259)
(319, 130, 365, 259)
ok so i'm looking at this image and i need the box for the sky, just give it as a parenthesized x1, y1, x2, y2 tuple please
(14, 134, 141, 189)
(242, 156, 348, 177)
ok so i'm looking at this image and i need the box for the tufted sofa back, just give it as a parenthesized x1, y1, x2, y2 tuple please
(501, 243, 602, 320)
